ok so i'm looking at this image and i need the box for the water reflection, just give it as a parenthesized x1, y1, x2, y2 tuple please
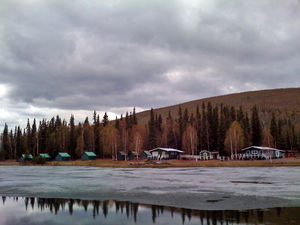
(1, 196, 299, 225)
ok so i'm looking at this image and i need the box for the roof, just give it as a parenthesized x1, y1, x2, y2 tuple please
(58, 152, 71, 157)
(84, 152, 96, 157)
(22, 154, 33, 159)
(241, 146, 284, 152)
(149, 147, 184, 153)
(199, 150, 210, 153)
(39, 153, 51, 158)
(142, 151, 152, 156)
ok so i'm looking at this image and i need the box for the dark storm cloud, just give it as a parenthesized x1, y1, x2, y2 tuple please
(1, 0, 300, 125)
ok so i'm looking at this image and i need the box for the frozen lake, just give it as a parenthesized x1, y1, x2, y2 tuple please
(0, 166, 300, 210)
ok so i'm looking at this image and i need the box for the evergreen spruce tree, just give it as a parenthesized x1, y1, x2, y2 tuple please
(183, 108, 189, 131)
(26, 119, 31, 155)
(125, 112, 130, 129)
(277, 119, 285, 149)
(148, 108, 156, 149)
(102, 112, 109, 127)
(201, 103, 208, 150)
(230, 106, 236, 123)
(157, 114, 163, 132)
(31, 119, 37, 156)
(270, 112, 278, 147)
(69, 115, 76, 158)
(218, 105, 226, 155)
(189, 113, 195, 126)
(167, 111, 176, 148)
(178, 106, 183, 149)
(251, 105, 262, 146)
(196, 105, 202, 151)
(93, 111, 101, 157)
(16, 126, 23, 158)
(237, 106, 244, 123)
(1, 124, 10, 159)
(211, 106, 219, 151)
(133, 107, 137, 125)
(206, 102, 213, 151)
(242, 112, 251, 147)
(115, 116, 120, 130)
(83, 117, 90, 152)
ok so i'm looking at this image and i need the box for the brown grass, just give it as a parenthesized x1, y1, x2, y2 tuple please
(1, 158, 300, 168)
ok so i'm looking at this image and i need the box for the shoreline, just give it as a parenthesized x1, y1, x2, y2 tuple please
(1, 158, 300, 168)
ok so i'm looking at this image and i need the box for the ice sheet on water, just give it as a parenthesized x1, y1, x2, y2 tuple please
(0, 166, 299, 210)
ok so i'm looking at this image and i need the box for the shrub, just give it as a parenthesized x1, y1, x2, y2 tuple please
(32, 156, 46, 164)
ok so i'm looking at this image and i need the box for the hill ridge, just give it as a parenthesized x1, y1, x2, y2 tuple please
(136, 87, 300, 124)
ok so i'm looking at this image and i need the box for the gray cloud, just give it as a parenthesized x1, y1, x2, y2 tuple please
(1, 0, 300, 127)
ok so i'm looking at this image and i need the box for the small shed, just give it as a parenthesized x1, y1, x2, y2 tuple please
(19, 154, 34, 162)
(39, 153, 51, 161)
(55, 152, 71, 161)
(82, 152, 97, 161)
(117, 151, 127, 161)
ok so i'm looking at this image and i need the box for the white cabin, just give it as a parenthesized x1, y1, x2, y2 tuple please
(241, 146, 285, 160)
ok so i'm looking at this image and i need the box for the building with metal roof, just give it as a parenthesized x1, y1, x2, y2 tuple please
(82, 152, 97, 161)
(39, 153, 51, 160)
(55, 152, 71, 161)
(19, 154, 34, 162)
(148, 147, 184, 160)
(241, 146, 285, 159)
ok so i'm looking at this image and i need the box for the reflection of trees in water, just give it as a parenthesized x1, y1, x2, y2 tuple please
(1, 196, 299, 224)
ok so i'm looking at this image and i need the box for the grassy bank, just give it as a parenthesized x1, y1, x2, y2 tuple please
(1, 158, 300, 168)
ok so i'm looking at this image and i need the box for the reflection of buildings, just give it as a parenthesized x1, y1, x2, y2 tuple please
(1, 196, 300, 225)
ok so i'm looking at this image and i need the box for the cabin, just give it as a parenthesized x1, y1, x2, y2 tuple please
(19, 154, 33, 162)
(199, 150, 213, 160)
(117, 151, 127, 161)
(81, 152, 97, 161)
(39, 153, 51, 161)
(55, 152, 71, 161)
(241, 146, 285, 160)
(148, 147, 183, 160)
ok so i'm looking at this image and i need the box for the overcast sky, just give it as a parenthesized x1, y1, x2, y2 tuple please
(1, 0, 300, 129)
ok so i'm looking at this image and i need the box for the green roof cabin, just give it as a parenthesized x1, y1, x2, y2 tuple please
(39, 153, 51, 161)
(19, 154, 34, 162)
(55, 152, 71, 161)
(82, 152, 97, 161)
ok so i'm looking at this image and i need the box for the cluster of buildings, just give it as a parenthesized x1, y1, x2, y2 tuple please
(117, 146, 290, 161)
(19, 146, 297, 162)
(19, 152, 97, 162)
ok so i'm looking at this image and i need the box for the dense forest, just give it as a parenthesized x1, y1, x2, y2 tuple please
(0, 103, 300, 160)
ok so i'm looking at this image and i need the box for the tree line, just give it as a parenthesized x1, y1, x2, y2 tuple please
(1, 103, 299, 160)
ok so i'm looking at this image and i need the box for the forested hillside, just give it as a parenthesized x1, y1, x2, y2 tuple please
(136, 88, 300, 124)
(1, 88, 300, 160)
